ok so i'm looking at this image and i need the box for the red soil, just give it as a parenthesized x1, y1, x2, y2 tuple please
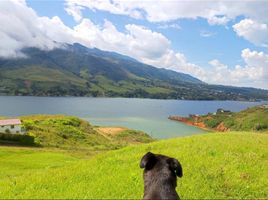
(169, 115, 228, 132)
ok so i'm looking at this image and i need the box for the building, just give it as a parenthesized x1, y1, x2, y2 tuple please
(216, 108, 231, 114)
(0, 119, 24, 134)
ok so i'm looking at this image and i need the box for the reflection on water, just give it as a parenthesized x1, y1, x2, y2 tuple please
(86, 117, 204, 139)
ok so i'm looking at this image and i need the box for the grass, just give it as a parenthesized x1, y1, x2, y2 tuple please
(18, 115, 153, 150)
(197, 104, 268, 132)
(0, 147, 78, 180)
(0, 132, 267, 199)
(2, 66, 86, 86)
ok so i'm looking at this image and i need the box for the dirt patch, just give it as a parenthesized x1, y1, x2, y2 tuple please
(95, 127, 127, 136)
(216, 122, 229, 132)
(194, 122, 207, 129)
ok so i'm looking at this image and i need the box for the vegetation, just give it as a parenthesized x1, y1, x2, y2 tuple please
(201, 105, 268, 131)
(0, 115, 153, 150)
(170, 105, 268, 132)
(1, 44, 268, 100)
(0, 132, 267, 199)
(0, 147, 78, 179)
(0, 133, 35, 146)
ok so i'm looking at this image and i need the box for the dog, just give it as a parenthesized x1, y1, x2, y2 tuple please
(140, 152, 183, 200)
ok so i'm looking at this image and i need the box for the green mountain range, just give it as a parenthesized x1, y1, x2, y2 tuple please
(0, 43, 267, 100)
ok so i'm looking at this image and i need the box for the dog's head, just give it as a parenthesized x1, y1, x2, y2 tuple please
(140, 152, 183, 182)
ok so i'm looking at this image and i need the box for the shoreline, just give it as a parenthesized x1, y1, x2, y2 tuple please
(168, 116, 224, 132)
(168, 115, 213, 132)
(0, 95, 266, 102)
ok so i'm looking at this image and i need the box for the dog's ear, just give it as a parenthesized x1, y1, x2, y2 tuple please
(140, 152, 157, 170)
(168, 158, 183, 178)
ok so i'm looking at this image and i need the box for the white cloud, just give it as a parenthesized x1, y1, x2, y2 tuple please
(233, 19, 268, 47)
(64, 1, 84, 22)
(65, 1, 268, 48)
(72, 19, 171, 60)
(64, 0, 144, 22)
(204, 49, 268, 89)
(207, 15, 230, 26)
(241, 48, 268, 79)
(38, 16, 78, 45)
(200, 30, 216, 37)
(64, 0, 268, 25)
(157, 23, 181, 30)
(0, 0, 66, 58)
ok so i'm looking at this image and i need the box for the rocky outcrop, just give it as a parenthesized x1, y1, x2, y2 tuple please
(169, 115, 228, 132)
(216, 122, 229, 132)
(168, 116, 207, 129)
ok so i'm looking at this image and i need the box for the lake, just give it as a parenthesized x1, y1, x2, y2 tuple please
(0, 96, 266, 139)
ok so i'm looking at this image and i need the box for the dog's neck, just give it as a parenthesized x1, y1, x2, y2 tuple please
(143, 170, 177, 196)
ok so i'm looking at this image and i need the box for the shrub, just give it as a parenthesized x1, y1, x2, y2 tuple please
(254, 123, 267, 131)
(204, 119, 221, 128)
(0, 133, 36, 146)
(5, 129, 10, 134)
(22, 120, 36, 130)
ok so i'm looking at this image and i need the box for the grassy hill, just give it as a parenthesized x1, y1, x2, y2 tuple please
(0, 132, 267, 199)
(170, 104, 268, 132)
(0, 115, 153, 151)
(201, 105, 268, 132)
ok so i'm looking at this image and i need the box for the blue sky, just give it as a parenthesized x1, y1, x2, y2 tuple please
(27, 0, 265, 67)
(1, 0, 268, 89)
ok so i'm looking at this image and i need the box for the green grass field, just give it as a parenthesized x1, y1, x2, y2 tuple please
(0, 132, 267, 199)
(0, 147, 78, 179)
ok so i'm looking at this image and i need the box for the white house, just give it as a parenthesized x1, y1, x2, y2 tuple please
(0, 119, 24, 134)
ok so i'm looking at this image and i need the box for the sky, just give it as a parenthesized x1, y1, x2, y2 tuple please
(0, 0, 268, 89)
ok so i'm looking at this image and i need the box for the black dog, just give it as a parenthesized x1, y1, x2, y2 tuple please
(140, 152, 183, 200)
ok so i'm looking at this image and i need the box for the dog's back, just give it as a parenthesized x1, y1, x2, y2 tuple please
(140, 152, 183, 200)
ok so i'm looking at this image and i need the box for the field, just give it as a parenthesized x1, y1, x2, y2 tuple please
(0, 132, 267, 199)
(0, 147, 78, 179)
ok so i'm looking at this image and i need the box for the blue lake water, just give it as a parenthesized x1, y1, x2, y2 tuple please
(0, 96, 266, 139)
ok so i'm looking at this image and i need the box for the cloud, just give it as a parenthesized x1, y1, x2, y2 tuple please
(241, 48, 268, 79)
(200, 30, 216, 37)
(0, 0, 55, 58)
(65, 1, 268, 48)
(204, 49, 268, 89)
(64, 1, 84, 22)
(72, 19, 171, 60)
(64, 0, 144, 22)
(64, 0, 268, 25)
(207, 15, 230, 26)
(157, 23, 181, 30)
(233, 19, 268, 47)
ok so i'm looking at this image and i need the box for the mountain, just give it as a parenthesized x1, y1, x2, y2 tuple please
(0, 43, 268, 100)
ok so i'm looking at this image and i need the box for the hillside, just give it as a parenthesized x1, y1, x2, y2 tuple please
(0, 132, 267, 199)
(169, 104, 268, 132)
(0, 43, 268, 100)
(0, 115, 153, 151)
